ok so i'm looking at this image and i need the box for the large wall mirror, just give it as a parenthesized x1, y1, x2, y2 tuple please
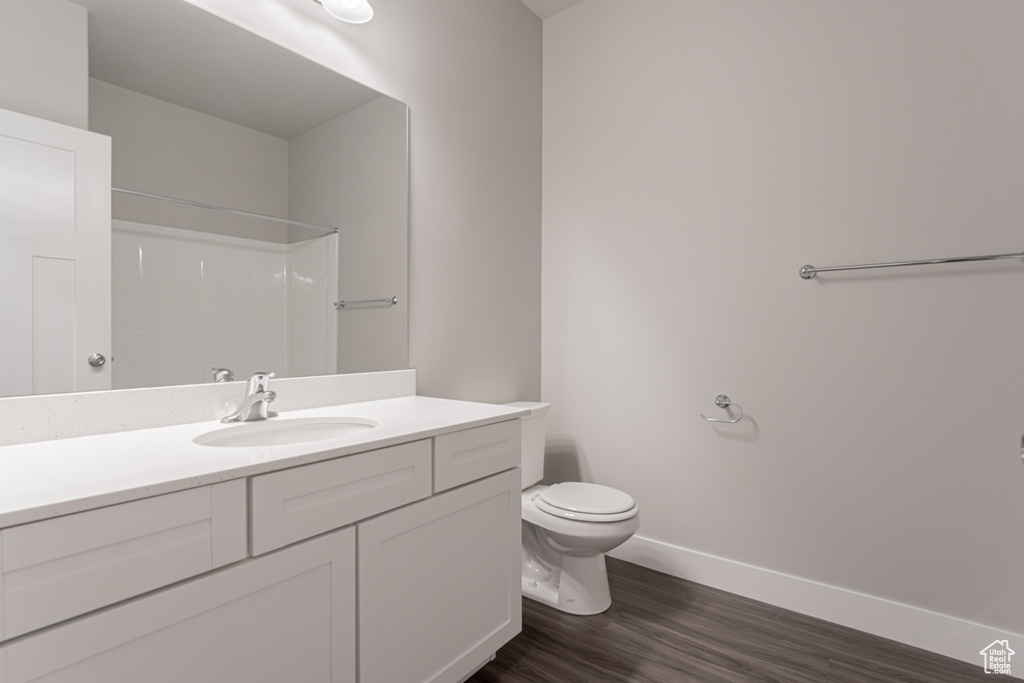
(0, 0, 408, 398)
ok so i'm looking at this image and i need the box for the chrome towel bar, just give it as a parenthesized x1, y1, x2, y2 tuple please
(800, 249, 1024, 279)
(334, 296, 398, 309)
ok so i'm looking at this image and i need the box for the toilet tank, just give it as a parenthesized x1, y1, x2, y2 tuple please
(504, 402, 549, 489)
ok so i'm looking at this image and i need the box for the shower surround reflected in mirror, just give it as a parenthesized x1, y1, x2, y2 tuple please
(1, 0, 408, 396)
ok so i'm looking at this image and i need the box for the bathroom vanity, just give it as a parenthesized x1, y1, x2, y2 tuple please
(0, 384, 526, 683)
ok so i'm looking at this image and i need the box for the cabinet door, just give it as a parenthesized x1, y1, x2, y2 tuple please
(359, 468, 521, 683)
(0, 528, 355, 683)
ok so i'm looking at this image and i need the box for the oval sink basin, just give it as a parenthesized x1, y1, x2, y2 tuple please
(194, 417, 378, 448)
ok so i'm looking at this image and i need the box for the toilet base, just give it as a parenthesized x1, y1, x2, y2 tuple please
(522, 553, 611, 615)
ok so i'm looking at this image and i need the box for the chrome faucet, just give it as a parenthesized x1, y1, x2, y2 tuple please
(222, 372, 277, 423)
(212, 367, 235, 383)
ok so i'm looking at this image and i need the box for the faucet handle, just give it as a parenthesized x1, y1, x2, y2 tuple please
(246, 371, 275, 392)
(244, 374, 274, 395)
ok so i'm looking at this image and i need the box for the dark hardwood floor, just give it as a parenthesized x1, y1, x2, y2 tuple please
(470, 557, 1003, 683)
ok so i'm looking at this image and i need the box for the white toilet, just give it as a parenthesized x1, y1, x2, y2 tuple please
(507, 402, 640, 615)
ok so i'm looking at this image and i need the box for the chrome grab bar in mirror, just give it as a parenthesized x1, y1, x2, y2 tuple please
(334, 296, 398, 309)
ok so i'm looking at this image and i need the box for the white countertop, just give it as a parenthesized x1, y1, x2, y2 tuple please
(0, 396, 528, 528)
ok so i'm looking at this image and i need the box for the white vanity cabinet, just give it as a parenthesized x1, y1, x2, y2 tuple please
(0, 411, 524, 683)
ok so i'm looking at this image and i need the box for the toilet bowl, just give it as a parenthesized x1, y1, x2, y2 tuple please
(506, 402, 640, 615)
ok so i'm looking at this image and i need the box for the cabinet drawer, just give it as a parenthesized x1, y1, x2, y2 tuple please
(0, 480, 246, 641)
(433, 420, 521, 492)
(250, 439, 432, 556)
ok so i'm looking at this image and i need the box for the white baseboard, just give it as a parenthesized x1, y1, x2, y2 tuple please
(608, 535, 1023, 671)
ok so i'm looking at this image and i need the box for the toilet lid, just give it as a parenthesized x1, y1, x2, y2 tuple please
(537, 482, 636, 517)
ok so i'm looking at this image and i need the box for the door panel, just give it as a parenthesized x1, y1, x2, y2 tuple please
(0, 107, 111, 397)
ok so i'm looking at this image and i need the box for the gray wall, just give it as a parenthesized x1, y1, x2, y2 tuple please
(192, 0, 543, 403)
(90, 79, 291, 243)
(0, 0, 88, 129)
(542, 0, 1024, 639)
(289, 95, 409, 374)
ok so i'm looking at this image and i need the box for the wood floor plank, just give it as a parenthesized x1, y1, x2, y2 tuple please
(470, 557, 1002, 683)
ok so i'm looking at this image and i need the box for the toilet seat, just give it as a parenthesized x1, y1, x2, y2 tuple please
(534, 482, 637, 523)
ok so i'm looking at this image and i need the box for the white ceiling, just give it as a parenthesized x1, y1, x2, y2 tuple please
(519, 0, 587, 21)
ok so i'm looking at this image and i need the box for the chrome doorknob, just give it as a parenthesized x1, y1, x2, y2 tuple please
(88, 353, 107, 368)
